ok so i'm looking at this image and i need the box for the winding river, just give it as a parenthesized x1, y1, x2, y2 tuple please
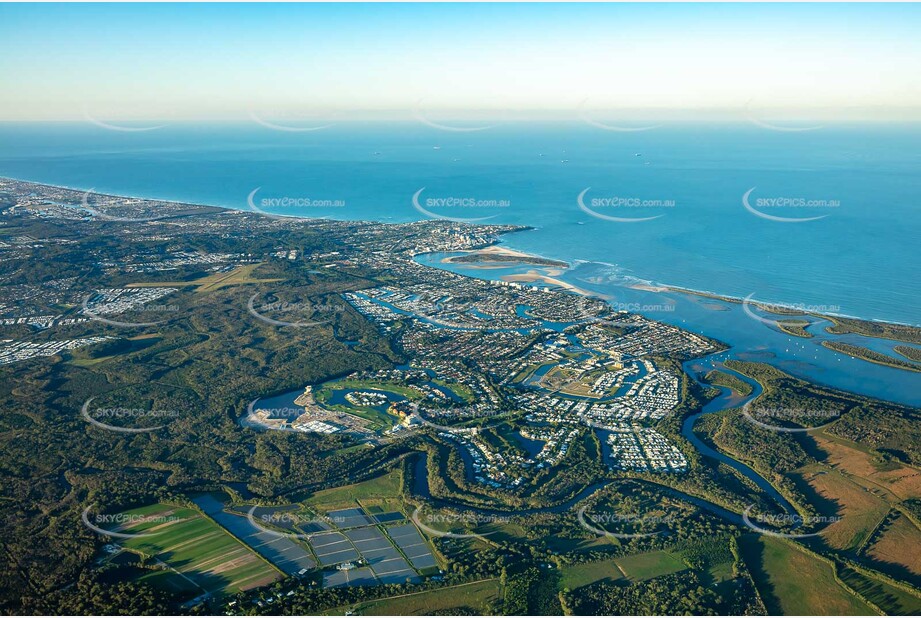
(681, 353, 798, 518)
(407, 452, 746, 527)
(404, 347, 797, 528)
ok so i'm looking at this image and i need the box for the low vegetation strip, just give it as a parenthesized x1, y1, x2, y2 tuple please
(776, 319, 813, 338)
(323, 578, 502, 615)
(894, 345, 921, 362)
(823, 316, 921, 344)
(614, 550, 687, 582)
(821, 341, 921, 372)
(837, 565, 921, 615)
(702, 369, 753, 397)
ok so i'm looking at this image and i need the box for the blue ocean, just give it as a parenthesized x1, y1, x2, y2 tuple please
(1, 121, 919, 404)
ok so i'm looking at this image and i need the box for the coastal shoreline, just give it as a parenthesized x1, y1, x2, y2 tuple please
(478, 229, 921, 339)
(498, 269, 596, 297)
(3, 173, 919, 337)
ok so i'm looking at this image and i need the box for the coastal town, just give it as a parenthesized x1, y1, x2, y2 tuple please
(3, 174, 920, 616)
(5, 3, 921, 615)
(0, 178, 714, 491)
(245, 236, 713, 489)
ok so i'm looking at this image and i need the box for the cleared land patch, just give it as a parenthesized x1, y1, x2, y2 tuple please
(865, 513, 921, 585)
(559, 559, 626, 590)
(813, 433, 921, 501)
(126, 264, 283, 294)
(739, 535, 874, 616)
(794, 465, 889, 551)
(614, 550, 687, 582)
(111, 503, 281, 597)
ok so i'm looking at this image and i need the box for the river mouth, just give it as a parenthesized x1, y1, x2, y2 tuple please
(414, 251, 921, 407)
(254, 251, 839, 533)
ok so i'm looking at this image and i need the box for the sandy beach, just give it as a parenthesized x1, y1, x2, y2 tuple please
(500, 269, 595, 296)
(441, 244, 569, 269)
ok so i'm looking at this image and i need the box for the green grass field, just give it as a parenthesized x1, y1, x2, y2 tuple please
(559, 559, 625, 590)
(739, 535, 874, 615)
(614, 550, 687, 582)
(305, 468, 403, 510)
(324, 579, 502, 615)
(317, 379, 422, 401)
(112, 503, 281, 598)
(838, 566, 921, 616)
(545, 533, 617, 554)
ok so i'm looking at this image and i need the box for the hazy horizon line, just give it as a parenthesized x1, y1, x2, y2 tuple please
(4, 107, 921, 125)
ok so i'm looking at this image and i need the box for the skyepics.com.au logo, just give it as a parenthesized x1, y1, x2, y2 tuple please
(577, 98, 661, 132)
(742, 187, 839, 223)
(567, 295, 642, 329)
(742, 403, 841, 434)
(244, 506, 344, 539)
(412, 188, 509, 223)
(82, 507, 182, 539)
(742, 505, 841, 539)
(248, 107, 336, 132)
(412, 99, 498, 132)
(81, 397, 181, 434)
(742, 99, 824, 133)
(577, 506, 673, 539)
(410, 403, 505, 434)
(247, 403, 306, 420)
(411, 507, 502, 539)
(247, 188, 345, 220)
(82, 288, 181, 328)
(247, 293, 342, 328)
(742, 293, 841, 329)
(82, 105, 167, 133)
(610, 301, 676, 313)
(577, 188, 674, 223)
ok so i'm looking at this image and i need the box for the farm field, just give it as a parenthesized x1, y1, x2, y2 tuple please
(793, 465, 890, 551)
(739, 535, 874, 615)
(559, 559, 625, 590)
(305, 468, 403, 511)
(811, 433, 921, 501)
(864, 513, 921, 586)
(190, 494, 317, 576)
(112, 503, 282, 598)
(324, 578, 502, 615)
(837, 565, 921, 616)
(613, 550, 687, 582)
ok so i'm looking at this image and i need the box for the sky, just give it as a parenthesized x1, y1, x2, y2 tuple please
(2, 2, 920, 122)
